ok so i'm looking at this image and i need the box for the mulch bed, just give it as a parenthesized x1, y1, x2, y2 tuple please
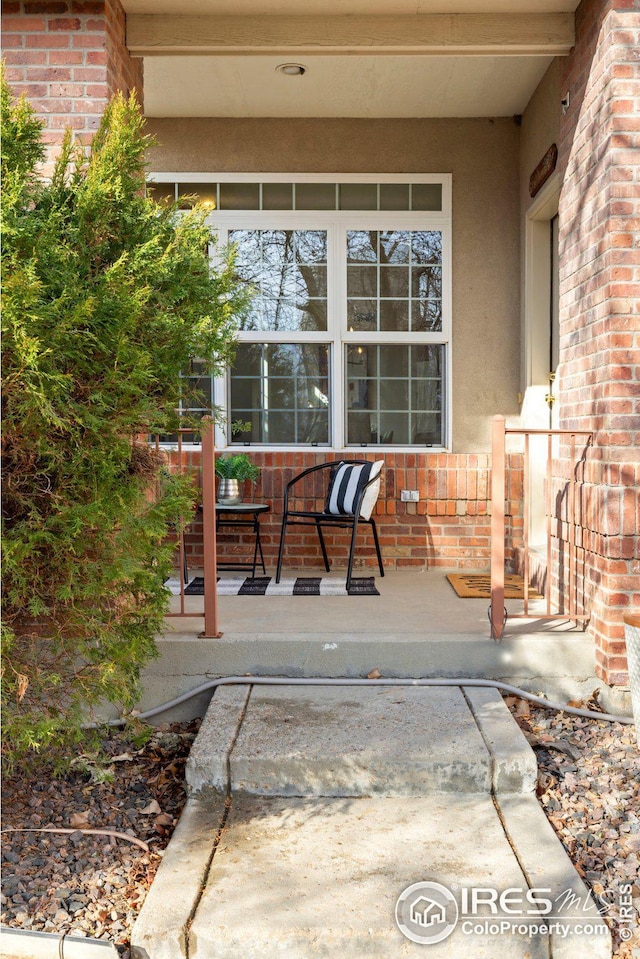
(1, 720, 200, 958)
(505, 694, 640, 958)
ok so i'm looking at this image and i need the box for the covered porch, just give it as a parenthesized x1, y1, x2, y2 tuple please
(4, 0, 635, 692)
(146, 566, 604, 723)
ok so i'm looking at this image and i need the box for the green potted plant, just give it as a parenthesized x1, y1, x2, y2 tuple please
(215, 453, 260, 505)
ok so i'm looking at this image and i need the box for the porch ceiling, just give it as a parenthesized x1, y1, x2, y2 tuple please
(126, 1, 578, 120)
(142, 54, 554, 118)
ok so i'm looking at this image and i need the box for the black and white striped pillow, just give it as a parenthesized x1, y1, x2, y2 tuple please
(324, 461, 383, 520)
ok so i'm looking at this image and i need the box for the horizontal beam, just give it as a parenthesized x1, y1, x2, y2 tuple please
(127, 13, 575, 57)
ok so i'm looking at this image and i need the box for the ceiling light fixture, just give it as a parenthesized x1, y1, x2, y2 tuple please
(276, 62, 306, 77)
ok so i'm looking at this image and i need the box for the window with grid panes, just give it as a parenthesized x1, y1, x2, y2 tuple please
(147, 177, 450, 447)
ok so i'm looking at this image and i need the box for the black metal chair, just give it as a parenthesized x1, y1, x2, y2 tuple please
(275, 460, 385, 591)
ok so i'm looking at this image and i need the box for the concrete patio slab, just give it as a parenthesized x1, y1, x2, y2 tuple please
(128, 570, 607, 725)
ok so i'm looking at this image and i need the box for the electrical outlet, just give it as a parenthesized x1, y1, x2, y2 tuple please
(401, 490, 419, 502)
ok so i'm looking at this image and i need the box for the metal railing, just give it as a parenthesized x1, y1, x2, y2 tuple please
(490, 415, 593, 640)
(154, 418, 221, 638)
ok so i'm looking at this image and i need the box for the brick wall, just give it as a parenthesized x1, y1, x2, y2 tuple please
(1, 0, 142, 174)
(557, 0, 640, 684)
(178, 451, 524, 575)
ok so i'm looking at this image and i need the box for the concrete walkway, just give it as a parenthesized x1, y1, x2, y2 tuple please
(131, 683, 611, 959)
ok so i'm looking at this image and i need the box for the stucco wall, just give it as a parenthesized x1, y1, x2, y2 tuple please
(520, 59, 561, 219)
(146, 117, 521, 454)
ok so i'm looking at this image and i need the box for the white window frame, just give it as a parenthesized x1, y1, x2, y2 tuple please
(149, 173, 452, 451)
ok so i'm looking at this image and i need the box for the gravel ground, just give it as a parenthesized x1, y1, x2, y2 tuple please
(1, 720, 200, 957)
(505, 694, 640, 959)
(2, 701, 638, 957)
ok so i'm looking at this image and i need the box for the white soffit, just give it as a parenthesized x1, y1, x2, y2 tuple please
(143, 54, 554, 118)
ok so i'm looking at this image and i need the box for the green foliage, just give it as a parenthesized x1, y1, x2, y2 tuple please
(214, 453, 260, 483)
(1, 73, 246, 769)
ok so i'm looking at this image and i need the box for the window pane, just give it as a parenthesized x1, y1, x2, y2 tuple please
(347, 231, 377, 263)
(262, 182, 293, 210)
(348, 411, 377, 445)
(231, 229, 328, 332)
(346, 345, 444, 446)
(411, 265, 442, 299)
(295, 230, 327, 263)
(231, 378, 260, 408)
(147, 182, 175, 204)
(298, 301, 328, 331)
(379, 414, 409, 445)
(380, 231, 411, 264)
(230, 410, 263, 444)
(295, 183, 336, 210)
(346, 344, 377, 376)
(230, 344, 331, 445)
(347, 230, 442, 333)
(177, 182, 217, 209)
(380, 300, 409, 332)
(297, 410, 329, 443)
(380, 183, 410, 211)
(347, 265, 377, 298)
(220, 182, 260, 210)
(379, 345, 408, 377)
(184, 375, 213, 407)
(347, 300, 377, 331)
(412, 231, 442, 265)
(233, 343, 263, 376)
(339, 183, 377, 210)
(412, 299, 442, 332)
(379, 266, 409, 297)
(411, 183, 443, 211)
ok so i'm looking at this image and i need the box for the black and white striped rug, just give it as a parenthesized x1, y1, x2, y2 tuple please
(180, 576, 379, 596)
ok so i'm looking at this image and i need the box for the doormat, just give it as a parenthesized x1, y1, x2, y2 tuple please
(446, 573, 543, 599)
(184, 576, 380, 596)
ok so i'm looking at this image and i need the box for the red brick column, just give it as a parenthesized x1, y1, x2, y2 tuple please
(2, 0, 142, 174)
(558, 0, 640, 684)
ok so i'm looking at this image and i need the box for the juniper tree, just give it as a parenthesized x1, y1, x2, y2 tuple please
(1, 74, 245, 766)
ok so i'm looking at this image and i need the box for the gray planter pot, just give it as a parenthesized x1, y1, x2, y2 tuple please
(624, 613, 640, 748)
(217, 478, 242, 505)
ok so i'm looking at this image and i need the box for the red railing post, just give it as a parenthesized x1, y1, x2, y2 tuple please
(523, 432, 530, 617)
(490, 415, 506, 639)
(200, 417, 221, 638)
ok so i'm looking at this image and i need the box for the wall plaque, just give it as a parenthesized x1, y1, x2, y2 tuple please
(529, 144, 558, 198)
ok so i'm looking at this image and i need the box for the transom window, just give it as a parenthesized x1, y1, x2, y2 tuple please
(150, 175, 451, 449)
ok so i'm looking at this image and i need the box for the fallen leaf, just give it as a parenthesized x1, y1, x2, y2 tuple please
(367, 667, 382, 680)
(140, 799, 161, 816)
(547, 739, 582, 761)
(69, 811, 90, 829)
(154, 813, 173, 828)
(111, 752, 134, 762)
